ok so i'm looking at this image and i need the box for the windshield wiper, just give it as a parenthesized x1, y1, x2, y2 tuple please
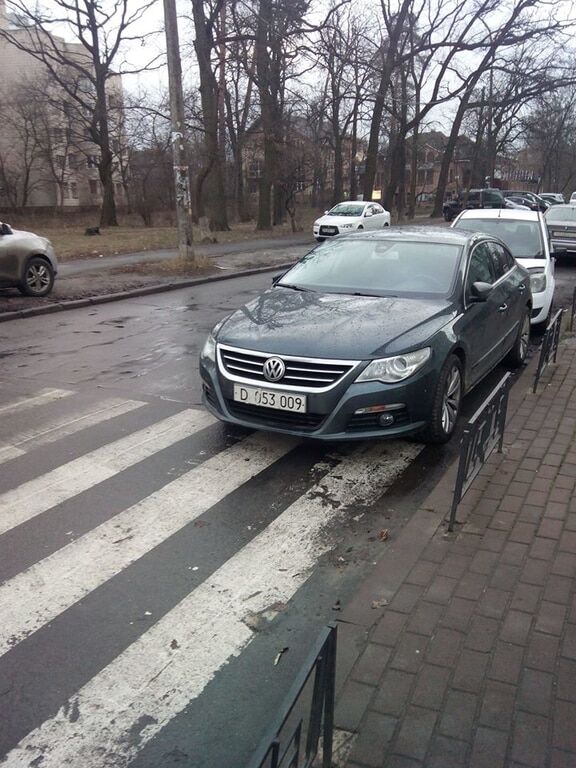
(279, 283, 313, 292)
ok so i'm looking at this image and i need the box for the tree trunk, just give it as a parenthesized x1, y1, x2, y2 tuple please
(95, 71, 118, 226)
(191, 0, 229, 231)
(431, 95, 471, 217)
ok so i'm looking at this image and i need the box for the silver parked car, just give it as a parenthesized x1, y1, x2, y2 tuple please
(0, 222, 58, 296)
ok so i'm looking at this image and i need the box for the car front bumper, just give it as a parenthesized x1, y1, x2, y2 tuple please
(199, 355, 438, 441)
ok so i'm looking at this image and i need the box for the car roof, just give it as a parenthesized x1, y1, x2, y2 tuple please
(339, 226, 475, 246)
(457, 209, 541, 222)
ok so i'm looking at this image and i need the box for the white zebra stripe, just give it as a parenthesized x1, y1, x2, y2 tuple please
(0, 408, 217, 537)
(0, 388, 72, 417)
(0, 397, 145, 465)
(0, 431, 296, 653)
(0, 441, 422, 768)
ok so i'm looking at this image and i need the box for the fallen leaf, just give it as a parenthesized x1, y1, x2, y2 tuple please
(378, 529, 390, 542)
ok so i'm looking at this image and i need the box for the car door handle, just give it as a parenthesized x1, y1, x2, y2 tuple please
(518, 284, 526, 293)
(499, 303, 508, 312)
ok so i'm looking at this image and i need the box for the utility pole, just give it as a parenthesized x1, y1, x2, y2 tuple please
(163, 0, 195, 262)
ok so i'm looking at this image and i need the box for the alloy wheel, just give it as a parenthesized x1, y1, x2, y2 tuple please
(26, 264, 51, 293)
(519, 313, 530, 361)
(441, 365, 462, 434)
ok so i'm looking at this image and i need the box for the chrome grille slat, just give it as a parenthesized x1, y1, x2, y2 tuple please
(218, 344, 359, 391)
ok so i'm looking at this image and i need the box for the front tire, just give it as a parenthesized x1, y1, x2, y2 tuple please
(421, 354, 463, 444)
(19, 257, 55, 297)
(315, 237, 325, 242)
(506, 309, 530, 367)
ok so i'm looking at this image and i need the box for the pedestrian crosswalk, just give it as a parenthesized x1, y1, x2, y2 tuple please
(0, 386, 423, 767)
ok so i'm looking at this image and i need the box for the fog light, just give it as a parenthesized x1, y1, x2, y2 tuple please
(379, 413, 395, 427)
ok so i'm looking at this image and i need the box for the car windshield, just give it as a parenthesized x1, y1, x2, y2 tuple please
(278, 238, 462, 297)
(327, 204, 365, 217)
(545, 206, 576, 222)
(453, 218, 544, 258)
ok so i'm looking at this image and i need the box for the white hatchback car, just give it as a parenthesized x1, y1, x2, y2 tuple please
(451, 209, 555, 328)
(313, 201, 391, 241)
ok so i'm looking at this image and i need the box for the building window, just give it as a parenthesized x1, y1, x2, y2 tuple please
(70, 182, 79, 199)
(87, 155, 99, 169)
(52, 127, 64, 143)
(55, 155, 65, 169)
(247, 160, 262, 179)
(89, 179, 99, 195)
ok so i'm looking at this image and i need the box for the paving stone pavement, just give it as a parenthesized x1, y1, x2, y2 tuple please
(336, 335, 576, 768)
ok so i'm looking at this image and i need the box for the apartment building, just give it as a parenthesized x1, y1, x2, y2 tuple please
(0, 0, 125, 210)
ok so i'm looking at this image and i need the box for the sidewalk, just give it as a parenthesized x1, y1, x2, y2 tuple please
(335, 334, 576, 768)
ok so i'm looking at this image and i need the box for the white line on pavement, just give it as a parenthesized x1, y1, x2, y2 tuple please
(0, 441, 422, 768)
(0, 408, 217, 537)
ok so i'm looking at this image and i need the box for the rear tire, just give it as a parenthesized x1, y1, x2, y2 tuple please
(18, 256, 55, 297)
(421, 354, 463, 444)
(506, 308, 530, 367)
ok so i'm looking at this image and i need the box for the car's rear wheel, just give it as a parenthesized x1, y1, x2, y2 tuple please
(506, 309, 530, 367)
(421, 354, 463, 444)
(19, 256, 55, 297)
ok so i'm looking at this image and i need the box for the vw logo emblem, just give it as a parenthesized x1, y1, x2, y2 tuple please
(263, 356, 285, 382)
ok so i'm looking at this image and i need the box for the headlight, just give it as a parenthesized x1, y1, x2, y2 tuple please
(356, 348, 431, 384)
(530, 271, 547, 293)
(200, 333, 216, 362)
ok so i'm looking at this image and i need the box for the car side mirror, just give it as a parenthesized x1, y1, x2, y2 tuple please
(324, 210, 329, 215)
(364, 210, 373, 217)
(0, 223, 12, 235)
(470, 281, 492, 302)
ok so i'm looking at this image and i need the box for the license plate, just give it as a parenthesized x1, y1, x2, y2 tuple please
(553, 231, 573, 237)
(233, 385, 307, 412)
(322, 227, 336, 234)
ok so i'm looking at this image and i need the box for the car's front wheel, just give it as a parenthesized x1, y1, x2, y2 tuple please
(315, 236, 325, 242)
(19, 256, 55, 297)
(421, 354, 463, 444)
(506, 309, 530, 367)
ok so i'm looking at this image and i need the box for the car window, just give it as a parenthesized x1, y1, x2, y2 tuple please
(468, 191, 480, 203)
(483, 191, 502, 205)
(489, 242, 515, 273)
(279, 238, 463, 297)
(467, 243, 496, 292)
(453, 217, 545, 258)
(327, 203, 365, 217)
(546, 206, 576, 222)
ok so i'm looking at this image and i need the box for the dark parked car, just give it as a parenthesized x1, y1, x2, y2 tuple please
(0, 222, 58, 296)
(545, 204, 576, 254)
(505, 194, 542, 212)
(504, 191, 549, 212)
(443, 189, 506, 221)
(200, 229, 531, 444)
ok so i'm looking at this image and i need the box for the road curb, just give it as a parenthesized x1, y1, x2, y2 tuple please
(0, 261, 295, 323)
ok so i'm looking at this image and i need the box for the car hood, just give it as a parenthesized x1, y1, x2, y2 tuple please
(9, 229, 49, 248)
(314, 214, 362, 227)
(217, 287, 454, 359)
(515, 257, 548, 270)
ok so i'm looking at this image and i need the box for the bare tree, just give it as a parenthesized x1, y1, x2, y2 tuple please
(1, 0, 160, 226)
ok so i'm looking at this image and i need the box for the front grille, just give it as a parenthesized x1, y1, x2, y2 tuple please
(319, 225, 339, 236)
(218, 345, 357, 390)
(226, 400, 325, 431)
(347, 408, 410, 432)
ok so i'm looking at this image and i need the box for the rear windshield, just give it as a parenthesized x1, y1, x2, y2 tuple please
(545, 206, 576, 222)
(453, 217, 544, 258)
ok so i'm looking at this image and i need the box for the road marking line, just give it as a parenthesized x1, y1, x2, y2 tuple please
(0, 388, 72, 417)
(0, 442, 421, 768)
(0, 398, 145, 465)
(0, 432, 297, 655)
(0, 408, 217, 538)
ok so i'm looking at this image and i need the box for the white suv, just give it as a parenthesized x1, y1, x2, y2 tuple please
(451, 209, 555, 329)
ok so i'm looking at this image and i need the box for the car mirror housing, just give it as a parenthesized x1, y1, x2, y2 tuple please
(364, 210, 373, 217)
(0, 223, 13, 235)
(470, 281, 492, 302)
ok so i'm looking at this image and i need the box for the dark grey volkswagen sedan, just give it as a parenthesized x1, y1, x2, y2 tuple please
(200, 228, 531, 443)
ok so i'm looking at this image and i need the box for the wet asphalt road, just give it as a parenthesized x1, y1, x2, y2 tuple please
(0, 260, 575, 768)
